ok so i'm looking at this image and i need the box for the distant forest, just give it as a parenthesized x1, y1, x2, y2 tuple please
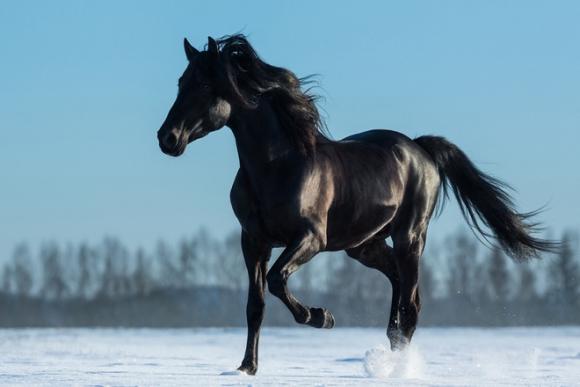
(1, 228, 578, 327)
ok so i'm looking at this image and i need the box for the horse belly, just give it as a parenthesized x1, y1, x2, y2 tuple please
(325, 203, 398, 251)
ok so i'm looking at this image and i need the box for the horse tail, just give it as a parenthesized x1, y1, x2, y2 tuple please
(414, 135, 558, 261)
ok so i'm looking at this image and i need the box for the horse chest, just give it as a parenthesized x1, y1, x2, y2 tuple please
(230, 169, 311, 243)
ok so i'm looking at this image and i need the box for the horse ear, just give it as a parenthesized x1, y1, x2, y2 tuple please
(207, 36, 219, 59)
(183, 38, 199, 61)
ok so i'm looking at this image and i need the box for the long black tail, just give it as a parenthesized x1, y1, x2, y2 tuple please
(414, 135, 558, 260)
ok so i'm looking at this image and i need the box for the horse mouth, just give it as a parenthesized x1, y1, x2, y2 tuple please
(166, 142, 187, 157)
(158, 135, 187, 157)
(158, 120, 204, 157)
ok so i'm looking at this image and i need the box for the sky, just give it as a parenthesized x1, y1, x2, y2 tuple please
(0, 1, 579, 261)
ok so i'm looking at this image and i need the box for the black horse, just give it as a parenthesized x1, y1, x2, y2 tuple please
(157, 35, 555, 375)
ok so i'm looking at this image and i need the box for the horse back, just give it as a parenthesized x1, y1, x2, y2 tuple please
(320, 129, 439, 249)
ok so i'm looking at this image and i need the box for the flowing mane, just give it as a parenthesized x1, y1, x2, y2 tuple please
(213, 34, 329, 153)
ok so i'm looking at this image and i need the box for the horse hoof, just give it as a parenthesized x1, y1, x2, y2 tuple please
(387, 330, 409, 351)
(236, 363, 257, 375)
(308, 307, 335, 329)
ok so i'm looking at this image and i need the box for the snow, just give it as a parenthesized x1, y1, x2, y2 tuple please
(1, 327, 579, 386)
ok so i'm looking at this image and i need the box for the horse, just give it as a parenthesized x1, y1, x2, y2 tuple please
(156, 34, 556, 375)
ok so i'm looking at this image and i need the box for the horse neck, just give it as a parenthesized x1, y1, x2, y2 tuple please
(228, 100, 301, 177)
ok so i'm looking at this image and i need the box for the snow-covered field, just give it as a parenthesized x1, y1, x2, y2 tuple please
(0, 327, 579, 386)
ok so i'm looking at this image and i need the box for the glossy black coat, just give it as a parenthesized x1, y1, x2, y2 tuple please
(157, 35, 555, 375)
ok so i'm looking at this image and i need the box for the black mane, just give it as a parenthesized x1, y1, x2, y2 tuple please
(214, 34, 329, 153)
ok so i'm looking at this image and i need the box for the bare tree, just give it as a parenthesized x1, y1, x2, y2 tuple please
(11, 243, 33, 297)
(98, 237, 131, 298)
(327, 254, 368, 302)
(177, 238, 197, 288)
(420, 257, 435, 303)
(217, 232, 246, 290)
(194, 228, 215, 285)
(156, 240, 178, 288)
(447, 232, 478, 302)
(296, 258, 315, 293)
(40, 243, 68, 299)
(487, 246, 510, 302)
(517, 264, 538, 302)
(2, 264, 13, 294)
(548, 231, 579, 306)
(76, 243, 94, 299)
(133, 248, 154, 295)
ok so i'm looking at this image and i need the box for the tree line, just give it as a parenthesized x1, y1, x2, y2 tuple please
(0, 228, 578, 327)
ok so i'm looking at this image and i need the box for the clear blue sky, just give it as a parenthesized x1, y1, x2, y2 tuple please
(1, 1, 579, 261)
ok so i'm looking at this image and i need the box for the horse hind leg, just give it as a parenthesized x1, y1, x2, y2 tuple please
(389, 226, 426, 349)
(345, 239, 401, 349)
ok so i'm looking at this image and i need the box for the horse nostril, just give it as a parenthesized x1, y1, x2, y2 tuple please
(163, 132, 178, 148)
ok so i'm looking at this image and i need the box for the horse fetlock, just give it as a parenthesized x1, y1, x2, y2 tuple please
(387, 328, 409, 351)
(307, 307, 335, 329)
(293, 309, 312, 325)
(400, 305, 418, 324)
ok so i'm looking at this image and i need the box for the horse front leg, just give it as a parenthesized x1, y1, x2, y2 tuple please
(266, 227, 334, 329)
(237, 232, 271, 375)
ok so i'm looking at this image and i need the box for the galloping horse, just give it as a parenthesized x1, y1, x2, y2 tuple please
(156, 34, 555, 374)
